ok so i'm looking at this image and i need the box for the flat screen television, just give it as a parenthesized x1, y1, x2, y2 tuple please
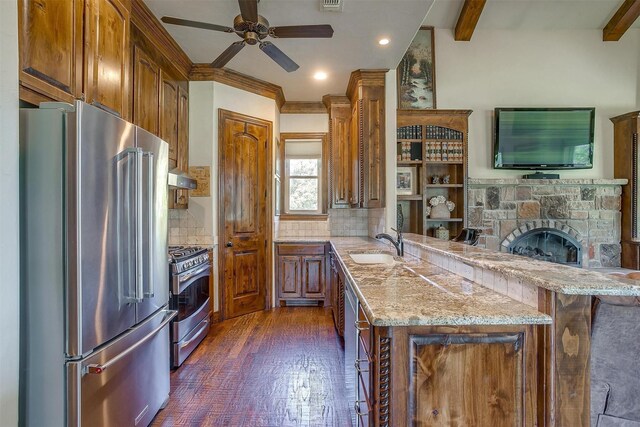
(494, 108, 595, 169)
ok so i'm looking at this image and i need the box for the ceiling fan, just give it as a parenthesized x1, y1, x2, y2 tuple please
(161, 0, 334, 72)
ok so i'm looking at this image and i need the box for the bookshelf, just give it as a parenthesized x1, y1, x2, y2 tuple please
(396, 109, 472, 238)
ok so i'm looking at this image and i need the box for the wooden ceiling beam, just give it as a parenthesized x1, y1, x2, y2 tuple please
(454, 0, 487, 41)
(603, 0, 640, 41)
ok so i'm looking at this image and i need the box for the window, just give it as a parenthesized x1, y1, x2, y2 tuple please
(279, 133, 328, 219)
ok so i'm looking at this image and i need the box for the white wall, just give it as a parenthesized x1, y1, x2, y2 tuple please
(0, 0, 19, 424)
(434, 29, 640, 178)
(280, 113, 328, 133)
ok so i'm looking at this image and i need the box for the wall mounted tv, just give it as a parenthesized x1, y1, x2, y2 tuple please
(494, 108, 595, 170)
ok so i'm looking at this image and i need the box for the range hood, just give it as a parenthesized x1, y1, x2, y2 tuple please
(168, 169, 197, 190)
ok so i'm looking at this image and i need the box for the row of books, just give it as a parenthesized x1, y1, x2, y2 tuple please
(426, 126, 463, 140)
(397, 125, 422, 140)
(426, 141, 464, 161)
(397, 125, 464, 141)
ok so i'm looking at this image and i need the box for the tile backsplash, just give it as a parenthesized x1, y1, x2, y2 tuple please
(274, 208, 387, 239)
(168, 209, 214, 246)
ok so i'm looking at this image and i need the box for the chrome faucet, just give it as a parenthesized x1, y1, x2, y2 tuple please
(375, 228, 404, 257)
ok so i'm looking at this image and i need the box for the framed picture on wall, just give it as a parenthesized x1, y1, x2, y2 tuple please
(397, 26, 436, 109)
(396, 167, 416, 195)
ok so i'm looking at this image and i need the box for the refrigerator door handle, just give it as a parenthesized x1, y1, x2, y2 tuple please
(85, 310, 176, 375)
(117, 147, 142, 304)
(135, 148, 144, 302)
(143, 151, 155, 298)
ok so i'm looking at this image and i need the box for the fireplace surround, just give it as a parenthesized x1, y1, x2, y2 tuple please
(467, 178, 626, 268)
(506, 225, 582, 267)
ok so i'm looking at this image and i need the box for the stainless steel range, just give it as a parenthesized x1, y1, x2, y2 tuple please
(169, 246, 211, 368)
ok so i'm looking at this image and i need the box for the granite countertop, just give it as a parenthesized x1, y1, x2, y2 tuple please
(403, 234, 640, 296)
(329, 237, 551, 327)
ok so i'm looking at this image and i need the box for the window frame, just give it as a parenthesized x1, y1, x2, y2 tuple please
(278, 132, 328, 221)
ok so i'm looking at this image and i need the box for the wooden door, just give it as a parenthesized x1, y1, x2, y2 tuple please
(302, 256, 325, 299)
(18, 0, 83, 103)
(219, 110, 271, 319)
(132, 45, 159, 134)
(84, 0, 130, 119)
(278, 256, 301, 299)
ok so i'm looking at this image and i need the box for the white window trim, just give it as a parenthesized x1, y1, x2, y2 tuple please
(284, 154, 322, 214)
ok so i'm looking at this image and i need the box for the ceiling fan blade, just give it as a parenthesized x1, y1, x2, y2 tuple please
(238, 0, 259, 23)
(259, 42, 299, 72)
(161, 16, 234, 33)
(270, 25, 334, 38)
(211, 41, 246, 68)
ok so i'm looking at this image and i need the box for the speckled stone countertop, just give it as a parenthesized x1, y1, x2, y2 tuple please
(329, 237, 551, 327)
(403, 234, 640, 296)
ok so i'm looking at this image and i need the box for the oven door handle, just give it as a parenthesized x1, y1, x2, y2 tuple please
(180, 319, 210, 349)
(176, 263, 210, 295)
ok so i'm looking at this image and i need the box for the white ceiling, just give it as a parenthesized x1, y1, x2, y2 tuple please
(145, 0, 639, 102)
(424, 0, 640, 30)
(145, 0, 433, 101)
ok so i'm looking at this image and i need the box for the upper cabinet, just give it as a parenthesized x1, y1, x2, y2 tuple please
(347, 70, 387, 209)
(133, 45, 160, 134)
(84, 0, 130, 119)
(160, 74, 179, 167)
(323, 96, 352, 208)
(18, 0, 83, 103)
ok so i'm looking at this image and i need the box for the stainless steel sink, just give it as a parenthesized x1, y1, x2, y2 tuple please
(349, 253, 396, 265)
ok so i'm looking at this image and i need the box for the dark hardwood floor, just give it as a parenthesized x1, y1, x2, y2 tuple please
(151, 307, 352, 427)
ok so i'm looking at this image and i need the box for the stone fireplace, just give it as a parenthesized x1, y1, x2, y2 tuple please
(467, 178, 627, 268)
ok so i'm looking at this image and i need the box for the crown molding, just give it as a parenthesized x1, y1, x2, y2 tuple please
(346, 69, 388, 101)
(281, 101, 327, 114)
(189, 65, 286, 110)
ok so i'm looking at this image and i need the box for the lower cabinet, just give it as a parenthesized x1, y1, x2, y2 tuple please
(275, 243, 329, 306)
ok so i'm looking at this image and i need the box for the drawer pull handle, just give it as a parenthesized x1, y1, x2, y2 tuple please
(355, 359, 369, 373)
(354, 401, 370, 416)
(355, 320, 369, 332)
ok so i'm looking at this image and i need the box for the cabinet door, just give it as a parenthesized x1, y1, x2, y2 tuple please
(132, 46, 160, 135)
(362, 86, 385, 208)
(84, 0, 130, 118)
(277, 256, 301, 299)
(18, 0, 83, 103)
(160, 74, 178, 165)
(330, 104, 351, 207)
(174, 84, 190, 209)
(302, 256, 326, 299)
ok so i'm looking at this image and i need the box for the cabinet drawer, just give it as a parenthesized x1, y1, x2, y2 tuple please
(277, 244, 326, 256)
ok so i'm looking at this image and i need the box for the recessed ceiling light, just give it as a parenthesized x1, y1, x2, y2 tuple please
(314, 71, 328, 80)
(378, 38, 390, 46)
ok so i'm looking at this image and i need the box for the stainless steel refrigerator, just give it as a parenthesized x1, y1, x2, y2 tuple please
(20, 101, 176, 427)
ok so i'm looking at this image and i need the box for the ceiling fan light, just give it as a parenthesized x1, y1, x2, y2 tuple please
(313, 71, 328, 80)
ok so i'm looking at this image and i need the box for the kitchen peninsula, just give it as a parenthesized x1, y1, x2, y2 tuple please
(276, 235, 640, 426)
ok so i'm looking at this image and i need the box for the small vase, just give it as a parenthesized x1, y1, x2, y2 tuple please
(430, 204, 451, 219)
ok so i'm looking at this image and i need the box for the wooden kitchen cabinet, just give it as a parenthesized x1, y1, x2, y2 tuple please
(18, 0, 84, 104)
(160, 74, 179, 166)
(174, 85, 190, 209)
(276, 243, 329, 306)
(347, 70, 386, 209)
(132, 45, 160, 134)
(611, 111, 640, 269)
(324, 96, 352, 208)
(84, 0, 130, 119)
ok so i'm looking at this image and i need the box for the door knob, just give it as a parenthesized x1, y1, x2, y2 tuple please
(226, 242, 233, 247)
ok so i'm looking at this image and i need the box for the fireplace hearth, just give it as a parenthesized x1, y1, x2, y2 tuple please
(508, 227, 582, 267)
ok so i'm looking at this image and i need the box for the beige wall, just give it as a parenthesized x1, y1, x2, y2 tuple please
(0, 0, 20, 424)
(433, 28, 640, 179)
